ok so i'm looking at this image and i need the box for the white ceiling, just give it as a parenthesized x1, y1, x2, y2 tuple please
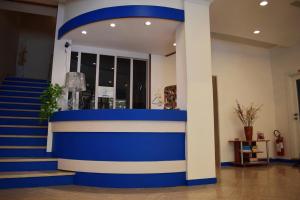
(210, 0, 300, 47)
(18, 0, 300, 51)
(63, 18, 180, 55)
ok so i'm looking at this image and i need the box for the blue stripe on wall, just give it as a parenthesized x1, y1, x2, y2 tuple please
(74, 172, 186, 188)
(0, 175, 73, 189)
(0, 161, 57, 172)
(53, 132, 185, 161)
(58, 5, 185, 39)
(51, 109, 187, 122)
(186, 178, 217, 186)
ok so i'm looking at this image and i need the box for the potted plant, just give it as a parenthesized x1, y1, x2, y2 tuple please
(40, 84, 63, 121)
(234, 101, 262, 141)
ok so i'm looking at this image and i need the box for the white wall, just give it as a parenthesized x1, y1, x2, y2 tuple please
(212, 39, 276, 162)
(151, 54, 176, 109)
(270, 43, 300, 159)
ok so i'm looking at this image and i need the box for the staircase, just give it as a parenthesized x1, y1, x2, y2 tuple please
(0, 77, 74, 189)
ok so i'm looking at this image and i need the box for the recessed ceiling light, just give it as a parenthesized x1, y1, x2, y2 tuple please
(81, 30, 87, 35)
(259, 1, 268, 6)
(110, 23, 116, 28)
(253, 30, 261, 34)
(145, 21, 152, 26)
(173, 43, 177, 47)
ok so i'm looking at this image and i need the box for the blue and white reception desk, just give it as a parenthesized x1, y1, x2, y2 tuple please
(51, 109, 187, 188)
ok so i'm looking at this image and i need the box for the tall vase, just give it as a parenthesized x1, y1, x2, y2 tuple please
(244, 126, 253, 141)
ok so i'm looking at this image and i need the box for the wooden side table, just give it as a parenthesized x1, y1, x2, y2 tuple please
(229, 140, 270, 166)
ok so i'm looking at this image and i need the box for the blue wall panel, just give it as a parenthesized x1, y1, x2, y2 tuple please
(53, 132, 185, 161)
(75, 172, 186, 188)
(51, 109, 187, 122)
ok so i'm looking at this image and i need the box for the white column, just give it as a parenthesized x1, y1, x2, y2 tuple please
(184, 0, 216, 181)
(51, 3, 71, 110)
(176, 24, 187, 110)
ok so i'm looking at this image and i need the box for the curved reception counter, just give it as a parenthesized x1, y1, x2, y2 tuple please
(50, 109, 187, 188)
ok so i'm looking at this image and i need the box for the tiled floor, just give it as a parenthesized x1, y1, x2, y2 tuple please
(0, 164, 299, 200)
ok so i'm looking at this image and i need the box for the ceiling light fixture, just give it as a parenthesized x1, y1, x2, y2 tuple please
(259, 1, 268, 6)
(253, 30, 261, 34)
(173, 43, 177, 47)
(81, 30, 87, 35)
(145, 21, 152, 26)
(110, 23, 116, 28)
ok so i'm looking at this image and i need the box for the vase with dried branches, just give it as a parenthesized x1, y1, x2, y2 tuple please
(234, 101, 262, 141)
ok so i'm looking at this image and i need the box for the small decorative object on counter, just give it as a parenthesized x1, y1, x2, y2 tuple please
(235, 101, 262, 141)
(257, 132, 265, 140)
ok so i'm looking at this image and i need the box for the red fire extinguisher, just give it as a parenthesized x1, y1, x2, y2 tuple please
(273, 130, 285, 156)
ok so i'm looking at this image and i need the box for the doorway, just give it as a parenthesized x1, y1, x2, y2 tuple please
(288, 74, 300, 159)
(212, 76, 221, 168)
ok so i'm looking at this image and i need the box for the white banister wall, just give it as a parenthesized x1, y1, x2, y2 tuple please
(183, 0, 216, 180)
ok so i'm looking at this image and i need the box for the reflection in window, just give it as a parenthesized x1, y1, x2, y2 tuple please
(133, 60, 147, 109)
(116, 58, 131, 109)
(80, 53, 96, 110)
(70, 52, 78, 72)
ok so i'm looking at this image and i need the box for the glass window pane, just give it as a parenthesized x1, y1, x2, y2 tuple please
(133, 60, 147, 109)
(70, 52, 78, 72)
(98, 55, 115, 109)
(99, 55, 114, 87)
(116, 58, 131, 109)
(80, 53, 96, 109)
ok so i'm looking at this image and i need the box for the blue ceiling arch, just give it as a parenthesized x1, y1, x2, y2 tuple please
(58, 5, 185, 39)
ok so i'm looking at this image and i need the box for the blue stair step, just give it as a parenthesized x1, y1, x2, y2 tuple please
(0, 91, 42, 98)
(0, 96, 41, 104)
(0, 127, 47, 135)
(0, 102, 41, 110)
(0, 171, 74, 189)
(0, 147, 48, 157)
(0, 136, 47, 146)
(2, 81, 48, 88)
(5, 77, 49, 84)
(0, 86, 45, 93)
(0, 117, 47, 126)
(0, 158, 57, 172)
(0, 109, 40, 117)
